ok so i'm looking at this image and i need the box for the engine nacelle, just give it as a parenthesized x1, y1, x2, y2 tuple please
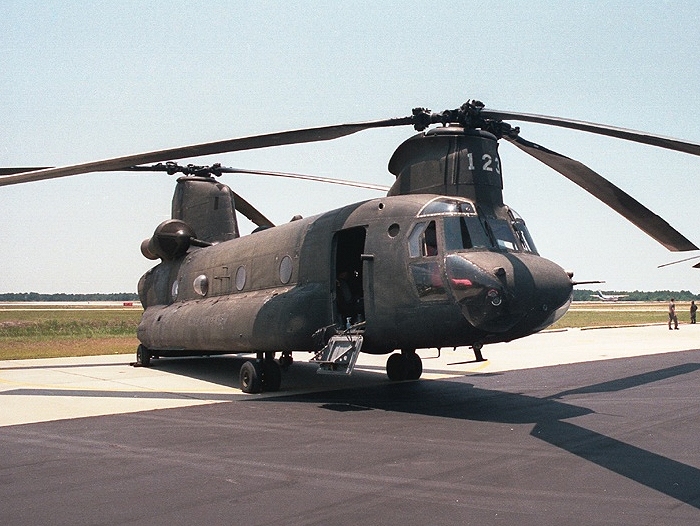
(141, 219, 196, 261)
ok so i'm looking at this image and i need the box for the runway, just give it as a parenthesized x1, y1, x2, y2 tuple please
(1, 325, 699, 525)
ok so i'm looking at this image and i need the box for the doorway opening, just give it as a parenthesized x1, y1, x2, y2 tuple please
(333, 227, 366, 327)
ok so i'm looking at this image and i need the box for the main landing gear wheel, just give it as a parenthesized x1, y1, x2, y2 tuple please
(136, 344, 151, 367)
(386, 350, 422, 381)
(240, 360, 262, 393)
(262, 358, 282, 392)
(239, 356, 282, 394)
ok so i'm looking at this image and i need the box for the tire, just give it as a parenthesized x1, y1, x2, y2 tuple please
(239, 360, 263, 394)
(386, 353, 407, 381)
(406, 352, 423, 380)
(262, 360, 282, 392)
(136, 344, 151, 367)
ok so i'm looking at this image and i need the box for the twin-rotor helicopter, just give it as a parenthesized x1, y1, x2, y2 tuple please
(2, 100, 698, 393)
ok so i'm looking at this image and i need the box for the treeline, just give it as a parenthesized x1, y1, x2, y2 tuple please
(574, 289, 700, 301)
(0, 292, 139, 302)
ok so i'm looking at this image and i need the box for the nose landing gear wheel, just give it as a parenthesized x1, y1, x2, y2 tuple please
(386, 353, 407, 381)
(386, 350, 422, 381)
(406, 351, 422, 380)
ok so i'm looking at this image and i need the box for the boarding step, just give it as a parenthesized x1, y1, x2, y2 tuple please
(312, 334, 363, 375)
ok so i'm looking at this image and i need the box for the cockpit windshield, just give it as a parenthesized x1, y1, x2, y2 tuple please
(416, 198, 538, 254)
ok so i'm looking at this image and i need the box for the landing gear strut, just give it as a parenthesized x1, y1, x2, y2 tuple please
(472, 343, 486, 362)
(279, 351, 294, 370)
(386, 349, 422, 381)
(239, 352, 282, 394)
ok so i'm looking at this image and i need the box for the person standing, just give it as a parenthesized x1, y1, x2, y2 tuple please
(690, 301, 697, 324)
(669, 298, 679, 330)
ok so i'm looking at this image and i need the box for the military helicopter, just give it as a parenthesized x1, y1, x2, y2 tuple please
(2, 100, 699, 393)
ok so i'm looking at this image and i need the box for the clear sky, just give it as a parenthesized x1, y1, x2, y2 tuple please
(1, 1, 699, 294)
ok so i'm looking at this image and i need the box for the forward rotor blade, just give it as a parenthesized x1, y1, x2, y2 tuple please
(483, 108, 700, 156)
(506, 135, 698, 252)
(0, 117, 414, 187)
(231, 191, 275, 228)
(657, 255, 700, 268)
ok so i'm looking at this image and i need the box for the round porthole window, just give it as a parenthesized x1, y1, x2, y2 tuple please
(235, 265, 246, 291)
(279, 255, 293, 284)
(193, 274, 208, 296)
(388, 223, 400, 238)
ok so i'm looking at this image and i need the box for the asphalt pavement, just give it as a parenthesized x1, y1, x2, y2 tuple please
(1, 324, 699, 525)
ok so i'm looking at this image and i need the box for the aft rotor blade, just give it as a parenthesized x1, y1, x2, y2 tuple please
(483, 108, 700, 156)
(216, 167, 389, 192)
(231, 191, 275, 228)
(220, 168, 388, 227)
(506, 135, 698, 252)
(0, 117, 414, 187)
(5, 164, 390, 192)
(0, 167, 51, 176)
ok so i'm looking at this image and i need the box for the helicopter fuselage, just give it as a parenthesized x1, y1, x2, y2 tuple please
(5, 100, 697, 393)
(136, 193, 573, 357)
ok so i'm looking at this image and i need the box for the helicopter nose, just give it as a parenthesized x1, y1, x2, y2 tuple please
(445, 252, 573, 333)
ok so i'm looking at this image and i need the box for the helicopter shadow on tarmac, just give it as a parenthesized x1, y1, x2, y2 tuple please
(253, 357, 700, 510)
(144, 355, 244, 389)
(147, 354, 400, 395)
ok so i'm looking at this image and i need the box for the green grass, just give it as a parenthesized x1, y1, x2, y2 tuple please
(0, 309, 141, 338)
(0, 307, 142, 360)
(549, 308, 670, 330)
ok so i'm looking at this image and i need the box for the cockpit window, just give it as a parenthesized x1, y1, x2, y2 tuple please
(445, 215, 524, 253)
(486, 219, 518, 251)
(444, 216, 491, 251)
(509, 208, 538, 254)
(408, 221, 446, 299)
(408, 221, 438, 258)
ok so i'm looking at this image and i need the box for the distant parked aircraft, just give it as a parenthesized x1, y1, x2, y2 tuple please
(591, 290, 628, 302)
